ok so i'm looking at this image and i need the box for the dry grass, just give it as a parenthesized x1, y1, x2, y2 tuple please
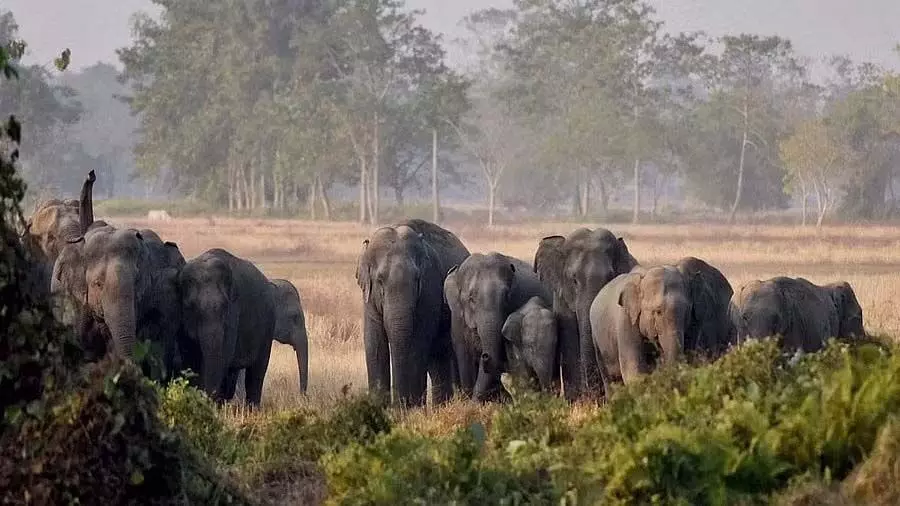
(109, 216, 900, 421)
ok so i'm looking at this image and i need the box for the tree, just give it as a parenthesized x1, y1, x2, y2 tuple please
(780, 118, 846, 227)
(712, 35, 803, 222)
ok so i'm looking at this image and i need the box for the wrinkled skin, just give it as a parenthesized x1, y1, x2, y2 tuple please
(590, 258, 733, 390)
(534, 228, 638, 400)
(502, 297, 559, 394)
(732, 277, 865, 352)
(137, 228, 186, 380)
(357, 219, 469, 408)
(271, 279, 309, 394)
(444, 252, 552, 402)
(178, 248, 276, 407)
(674, 257, 736, 358)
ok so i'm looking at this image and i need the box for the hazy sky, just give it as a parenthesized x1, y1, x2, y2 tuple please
(5, 0, 899, 74)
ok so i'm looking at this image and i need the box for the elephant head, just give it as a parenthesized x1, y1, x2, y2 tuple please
(52, 226, 152, 358)
(271, 279, 309, 394)
(674, 256, 735, 357)
(502, 297, 559, 393)
(618, 266, 693, 366)
(444, 253, 531, 402)
(178, 252, 236, 396)
(732, 279, 784, 344)
(827, 281, 864, 340)
(534, 228, 638, 396)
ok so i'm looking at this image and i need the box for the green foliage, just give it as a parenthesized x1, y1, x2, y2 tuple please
(316, 340, 900, 505)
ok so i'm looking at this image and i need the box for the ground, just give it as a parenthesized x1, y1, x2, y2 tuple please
(103, 217, 900, 416)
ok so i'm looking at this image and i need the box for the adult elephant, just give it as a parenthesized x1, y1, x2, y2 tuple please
(356, 219, 469, 407)
(178, 248, 276, 406)
(51, 225, 183, 372)
(444, 252, 552, 402)
(501, 297, 559, 395)
(23, 170, 95, 281)
(589, 257, 733, 389)
(534, 228, 639, 400)
(731, 277, 864, 353)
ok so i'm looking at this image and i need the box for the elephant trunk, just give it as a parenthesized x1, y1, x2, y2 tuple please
(102, 262, 137, 358)
(294, 327, 309, 394)
(576, 296, 602, 396)
(383, 301, 426, 407)
(473, 312, 507, 402)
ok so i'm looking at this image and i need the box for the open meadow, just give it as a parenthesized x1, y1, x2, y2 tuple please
(105, 216, 900, 412)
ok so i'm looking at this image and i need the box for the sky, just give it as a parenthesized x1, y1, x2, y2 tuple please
(4, 0, 899, 75)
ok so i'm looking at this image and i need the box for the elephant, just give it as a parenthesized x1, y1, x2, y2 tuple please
(177, 248, 276, 406)
(590, 257, 734, 389)
(534, 228, 639, 400)
(356, 219, 469, 407)
(731, 277, 865, 353)
(501, 296, 559, 394)
(23, 170, 95, 281)
(271, 278, 309, 394)
(443, 252, 552, 402)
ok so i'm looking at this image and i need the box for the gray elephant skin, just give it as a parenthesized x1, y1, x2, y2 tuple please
(271, 278, 309, 394)
(178, 248, 276, 406)
(356, 219, 469, 407)
(501, 296, 559, 394)
(444, 252, 552, 402)
(732, 277, 865, 352)
(52, 224, 185, 377)
(534, 228, 639, 400)
(590, 257, 734, 389)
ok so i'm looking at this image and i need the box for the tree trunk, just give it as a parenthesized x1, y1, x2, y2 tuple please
(728, 101, 750, 224)
(358, 155, 368, 224)
(394, 186, 405, 207)
(319, 178, 332, 221)
(432, 127, 440, 223)
(597, 177, 609, 218)
(259, 171, 266, 213)
(799, 176, 808, 227)
(309, 177, 318, 220)
(488, 179, 497, 227)
(817, 183, 830, 228)
(371, 112, 380, 225)
(579, 169, 590, 218)
(632, 158, 641, 224)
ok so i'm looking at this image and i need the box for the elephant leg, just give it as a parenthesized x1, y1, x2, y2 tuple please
(557, 310, 581, 402)
(363, 307, 391, 404)
(220, 368, 240, 402)
(244, 338, 273, 407)
(428, 313, 455, 405)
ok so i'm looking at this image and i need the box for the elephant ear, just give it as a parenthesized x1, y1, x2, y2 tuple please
(618, 275, 642, 327)
(356, 239, 372, 303)
(534, 235, 566, 291)
(614, 236, 639, 274)
(502, 309, 524, 344)
(53, 242, 88, 305)
(444, 265, 462, 314)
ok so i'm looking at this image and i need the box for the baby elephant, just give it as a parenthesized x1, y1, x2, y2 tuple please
(732, 277, 864, 352)
(271, 279, 310, 394)
(501, 297, 559, 394)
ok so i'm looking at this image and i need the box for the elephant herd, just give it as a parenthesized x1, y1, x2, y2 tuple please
(20, 171, 865, 409)
(357, 221, 867, 407)
(22, 172, 309, 406)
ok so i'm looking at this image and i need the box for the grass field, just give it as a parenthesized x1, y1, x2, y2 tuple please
(103, 216, 900, 414)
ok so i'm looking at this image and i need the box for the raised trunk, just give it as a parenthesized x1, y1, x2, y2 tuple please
(79, 170, 95, 233)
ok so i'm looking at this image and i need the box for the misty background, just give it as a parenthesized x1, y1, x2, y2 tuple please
(2, 0, 899, 225)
